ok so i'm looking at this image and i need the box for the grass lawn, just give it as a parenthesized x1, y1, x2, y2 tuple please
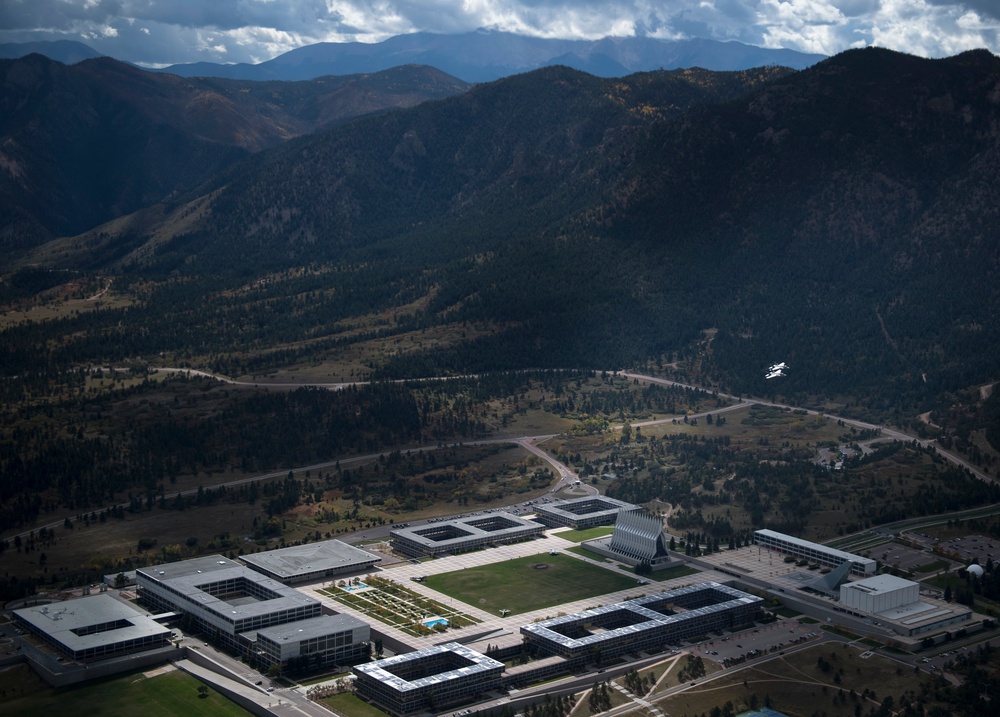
(422, 552, 639, 615)
(912, 559, 949, 574)
(557, 525, 615, 543)
(655, 644, 938, 717)
(0, 665, 251, 717)
(320, 691, 389, 716)
(652, 564, 702, 581)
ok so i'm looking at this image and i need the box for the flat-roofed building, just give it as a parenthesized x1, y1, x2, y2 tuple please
(840, 574, 919, 614)
(521, 582, 762, 662)
(754, 529, 876, 576)
(136, 555, 321, 655)
(13, 594, 172, 662)
(354, 642, 503, 715)
(390, 513, 543, 557)
(532, 496, 639, 530)
(251, 614, 369, 671)
(240, 539, 380, 584)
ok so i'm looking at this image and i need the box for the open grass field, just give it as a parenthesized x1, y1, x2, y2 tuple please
(556, 525, 615, 542)
(654, 643, 937, 717)
(0, 664, 251, 717)
(320, 691, 389, 717)
(422, 552, 640, 615)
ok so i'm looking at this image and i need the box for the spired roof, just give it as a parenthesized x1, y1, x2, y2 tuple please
(609, 510, 669, 561)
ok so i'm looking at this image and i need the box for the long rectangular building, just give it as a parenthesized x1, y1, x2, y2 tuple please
(240, 539, 380, 584)
(13, 594, 172, 663)
(354, 642, 503, 716)
(532, 496, 639, 530)
(390, 513, 543, 557)
(521, 582, 762, 662)
(754, 529, 876, 576)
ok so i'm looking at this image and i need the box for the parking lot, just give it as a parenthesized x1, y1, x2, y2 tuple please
(937, 535, 998, 566)
(694, 619, 821, 666)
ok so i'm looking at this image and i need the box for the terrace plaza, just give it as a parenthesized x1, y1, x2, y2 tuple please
(239, 538, 381, 584)
(532, 496, 640, 529)
(389, 512, 544, 557)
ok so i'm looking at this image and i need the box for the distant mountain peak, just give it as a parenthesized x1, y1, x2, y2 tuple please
(149, 31, 825, 83)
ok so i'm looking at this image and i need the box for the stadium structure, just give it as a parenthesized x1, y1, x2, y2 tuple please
(389, 512, 543, 557)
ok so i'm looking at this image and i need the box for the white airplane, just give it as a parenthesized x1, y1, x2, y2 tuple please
(765, 369, 785, 380)
(769, 362, 789, 372)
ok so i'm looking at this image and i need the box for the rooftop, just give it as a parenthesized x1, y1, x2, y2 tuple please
(14, 594, 171, 655)
(253, 614, 368, 644)
(240, 540, 380, 581)
(137, 555, 318, 622)
(354, 642, 502, 692)
(841, 574, 918, 595)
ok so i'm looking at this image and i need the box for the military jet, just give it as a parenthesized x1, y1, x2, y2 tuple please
(769, 362, 789, 372)
(765, 369, 785, 379)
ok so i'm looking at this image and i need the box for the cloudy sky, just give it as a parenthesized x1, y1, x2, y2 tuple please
(1, 0, 997, 67)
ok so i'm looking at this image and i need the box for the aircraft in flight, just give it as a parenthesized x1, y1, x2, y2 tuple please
(769, 362, 789, 372)
(765, 369, 785, 379)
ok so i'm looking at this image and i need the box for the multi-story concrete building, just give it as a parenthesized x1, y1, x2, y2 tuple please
(240, 539, 380, 585)
(532, 496, 639, 530)
(390, 513, 543, 557)
(13, 594, 172, 663)
(754, 529, 876, 576)
(521, 582, 762, 662)
(136, 555, 321, 655)
(354, 642, 503, 715)
(254, 614, 369, 671)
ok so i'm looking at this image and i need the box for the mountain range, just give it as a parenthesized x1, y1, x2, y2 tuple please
(2, 46, 999, 417)
(0, 54, 468, 250)
(1, 30, 826, 83)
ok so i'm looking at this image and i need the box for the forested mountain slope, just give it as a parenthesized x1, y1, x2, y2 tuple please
(5, 49, 1000, 417)
(0, 55, 468, 255)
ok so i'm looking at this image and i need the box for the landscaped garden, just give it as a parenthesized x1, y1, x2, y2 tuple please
(319, 575, 480, 636)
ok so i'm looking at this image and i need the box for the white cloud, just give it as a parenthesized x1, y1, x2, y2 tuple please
(0, 0, 996, 66)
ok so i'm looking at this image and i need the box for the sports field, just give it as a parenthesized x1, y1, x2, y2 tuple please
(422, 552, 639, 615)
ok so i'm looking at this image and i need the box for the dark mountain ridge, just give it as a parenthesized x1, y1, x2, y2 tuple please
(6, 48, 1000, 414)
(0, 54, 468, 253)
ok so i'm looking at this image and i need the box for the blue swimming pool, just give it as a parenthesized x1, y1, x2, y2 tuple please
(422, 617, 449, 628)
